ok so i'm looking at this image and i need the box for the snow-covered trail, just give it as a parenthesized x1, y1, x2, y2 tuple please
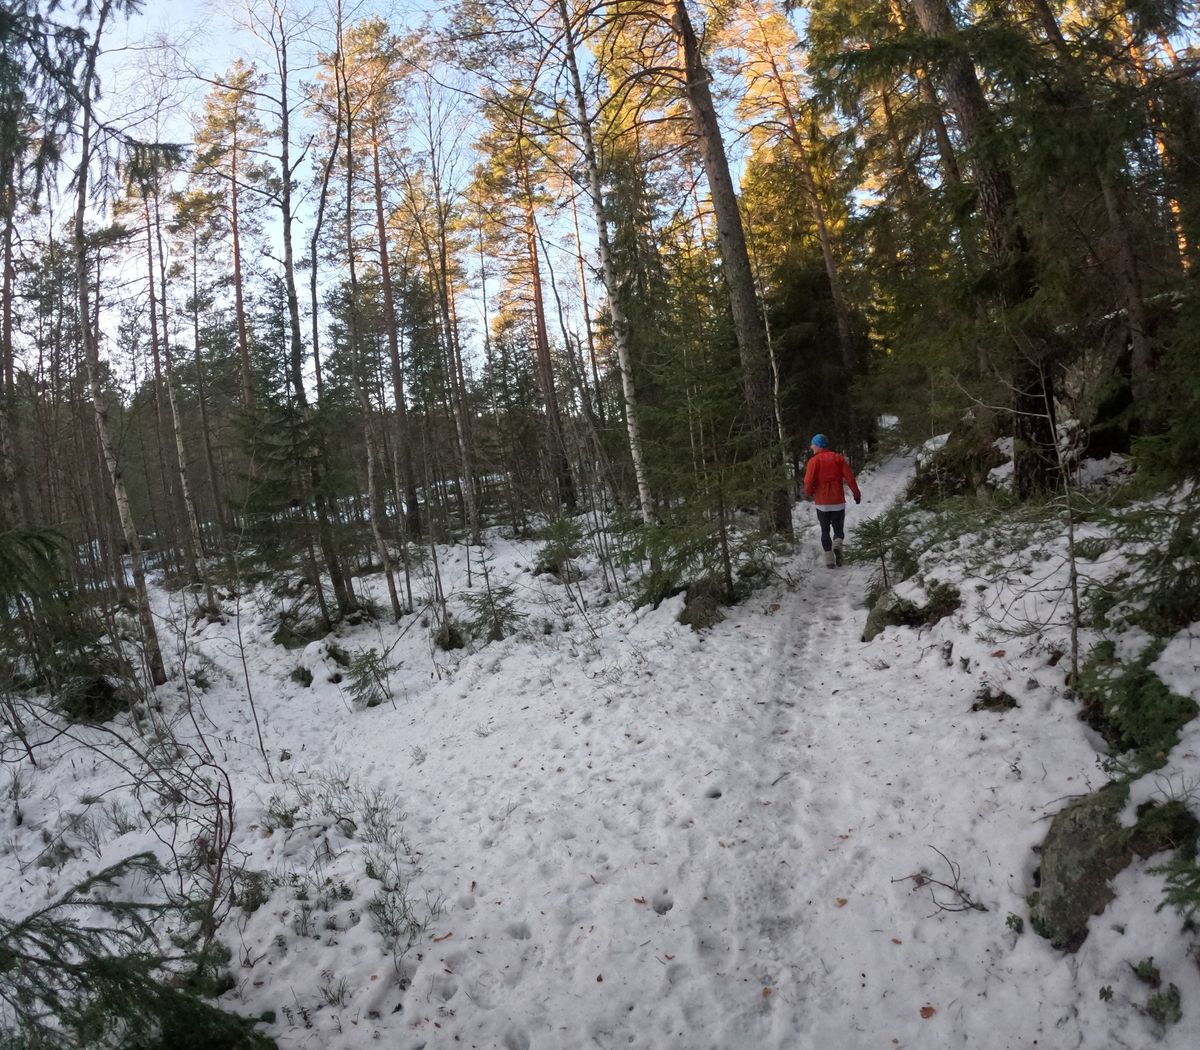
(6, 454, 1192, 1048)
(328, 452, 1144, 1050)
(131, 453, 1178, 1049)
(326, 455, 1037, 1050)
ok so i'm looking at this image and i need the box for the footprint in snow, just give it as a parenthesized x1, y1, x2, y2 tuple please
(502, 1025, 531, 1050)
(505, 921, 531, 940)
(429, 974, 458, 1002)
(652, 890, 674, 915)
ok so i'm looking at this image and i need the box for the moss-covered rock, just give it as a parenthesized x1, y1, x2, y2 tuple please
(862, 590, 915, 642)
(861, 581, 961, 642)
(1031, 783, 1130, 951)
(271, 613, 326, 650)
(909, 407, 1007, 502)
(677, 577, 730, 632)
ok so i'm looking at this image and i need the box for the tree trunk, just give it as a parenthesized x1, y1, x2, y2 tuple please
(369, 120, 421, 536)
(0, 180, 21, 531)
(1120, 23, 1191, 273)
(671, 0, 791, 534)
(143, 197, 187, 567)
(560, 0, 655, 523)
(908, 0, 1058, 497)
(230, 121, 254, 408)
(1025, 0, 1155, 413)
(518, 143, 577, 513)
(152, 192, 215, 608)
(189, 228, 225, 544)
(74, 3, 166, 686)
(443, 273, 481, 543)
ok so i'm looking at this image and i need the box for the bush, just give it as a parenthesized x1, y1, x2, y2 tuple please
(1083, 493, 1200, 637)
(533, 518, 585, 579)
(1144, 984, 1182, 1027)
(344, 648, 399, 708)
(433, 618, 466, 651)
(0, 853, 275, 1050)
(1154, 850, 1200, 923)
(1078, 645, 1197, 769)
(57, 674, 132, 723)
(463, 583, 525, 643)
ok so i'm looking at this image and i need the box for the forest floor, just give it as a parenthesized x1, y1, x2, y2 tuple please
(5, 453, 1198, 1049)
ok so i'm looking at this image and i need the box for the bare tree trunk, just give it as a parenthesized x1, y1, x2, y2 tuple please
(188, 228, 225, 544)
(74, 3, 166, 686)
(230, 119, 254, 408)
(0, 199, 19, 525)
(358, 386, 402, 621)
(521, 180, 577, 513)
(569, 196, 607, 427)
(0, 181, 22, 530)
(443, 275, 481, 543)
(369, 119, 421, 535)
(671, 0, 791, 534)
(559, 0, 654, 523)
(152, 194, 216, 609)
(143, 197, 190, 566)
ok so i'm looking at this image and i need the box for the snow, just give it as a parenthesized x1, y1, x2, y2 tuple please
(987, 436, 1014, 487)
(3, 454, 1198, 1050)
(1076, 454, 1133, 489)
(916, 433, 949, 467)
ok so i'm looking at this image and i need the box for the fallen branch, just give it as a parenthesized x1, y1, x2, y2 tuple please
(893, 846, 988, 913)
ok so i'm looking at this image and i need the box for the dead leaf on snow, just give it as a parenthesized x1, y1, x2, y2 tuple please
(920, 1005, 936, 1019)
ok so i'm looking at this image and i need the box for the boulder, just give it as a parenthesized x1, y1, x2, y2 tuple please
(1031, 784, 1130, 951)
(862, 589, 914, 642)
(861, 582, 960, 642)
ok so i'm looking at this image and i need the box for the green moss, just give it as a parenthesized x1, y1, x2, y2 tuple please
(1129, 957, 1160, 986)
(1145, 983, 1182, 1027)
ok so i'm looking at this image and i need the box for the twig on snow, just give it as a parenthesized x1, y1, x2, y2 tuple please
(892, 846, 988, 914)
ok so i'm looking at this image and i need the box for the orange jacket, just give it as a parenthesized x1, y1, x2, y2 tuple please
(804, 449, 860, 507)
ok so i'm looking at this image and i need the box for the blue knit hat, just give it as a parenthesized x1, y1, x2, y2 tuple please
(810, 433, 829, 449)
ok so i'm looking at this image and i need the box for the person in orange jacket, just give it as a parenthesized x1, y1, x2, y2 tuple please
(803, 433, 861, 568)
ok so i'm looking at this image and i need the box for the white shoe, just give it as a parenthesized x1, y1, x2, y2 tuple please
(833, 539, 844, 566)
(823, 549, 836, 568)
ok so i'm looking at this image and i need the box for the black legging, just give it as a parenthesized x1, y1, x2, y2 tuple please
(816, 508, 845, 552)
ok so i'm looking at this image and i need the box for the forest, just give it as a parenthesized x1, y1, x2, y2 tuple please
(1, 0, 1199, 1047)
(1, 0, 1197, 635)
